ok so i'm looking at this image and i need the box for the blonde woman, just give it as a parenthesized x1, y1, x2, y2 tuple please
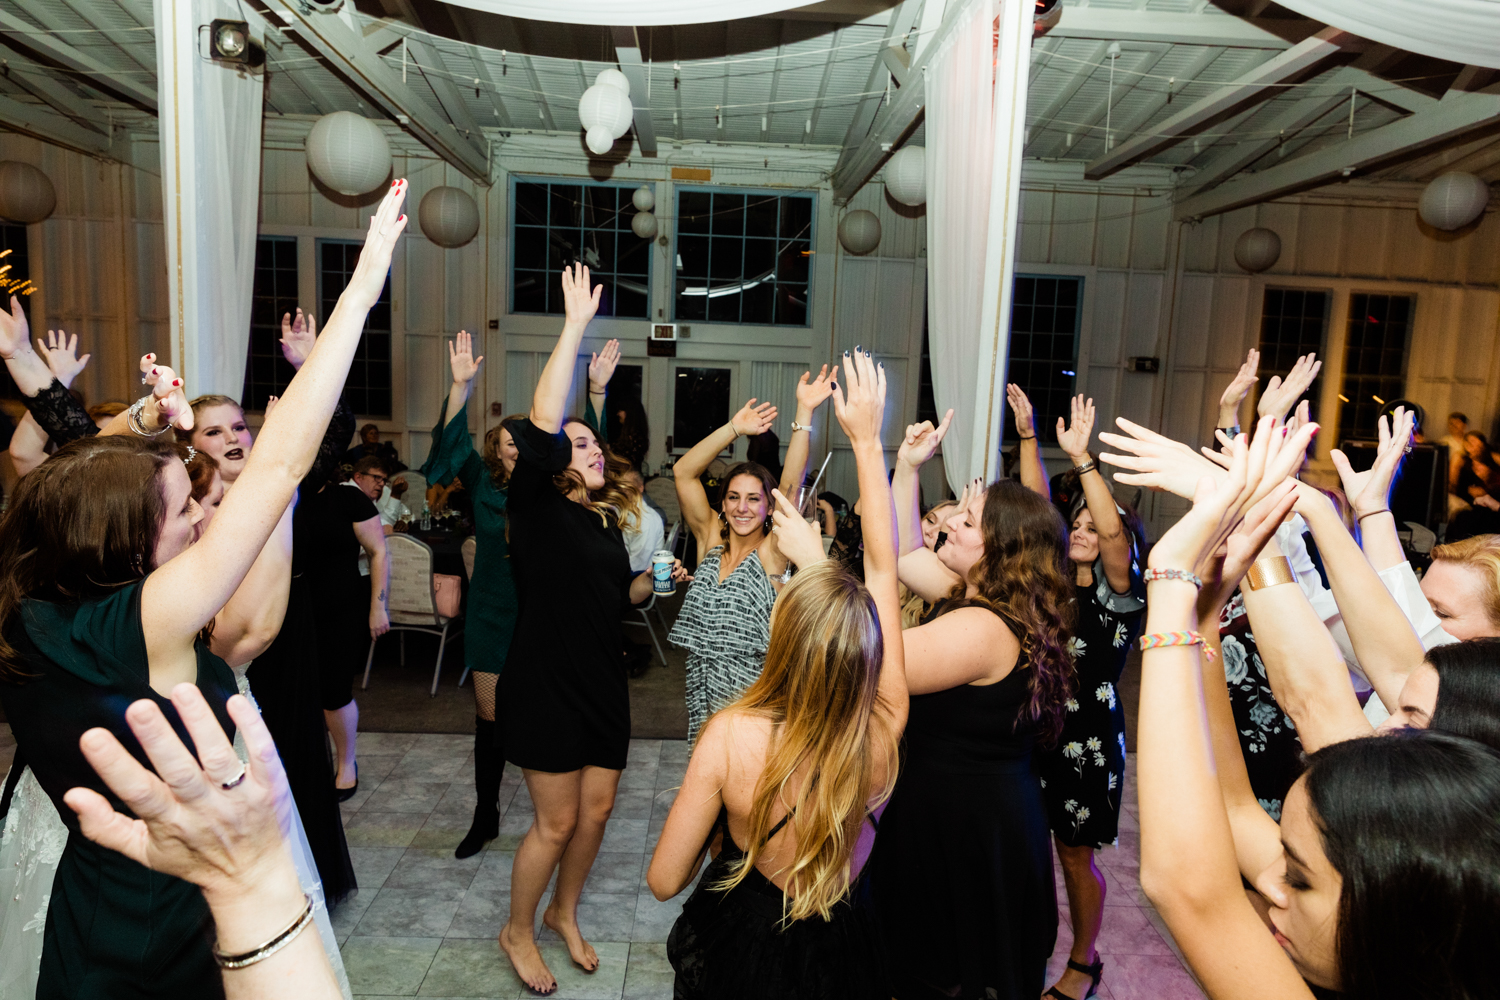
(648, 350, 907, 999)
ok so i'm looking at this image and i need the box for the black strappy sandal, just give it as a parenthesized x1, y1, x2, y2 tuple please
(1044, 957, 1105, 1000)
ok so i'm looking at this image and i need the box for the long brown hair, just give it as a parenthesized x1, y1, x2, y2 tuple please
(0, 436, 180, 680)
(552, 418, 641, 527)
(942, 479, 1075, 746)
(717, 461, 778, 542)
(714, 560, 899, 923)
(483, 413, 528, 489)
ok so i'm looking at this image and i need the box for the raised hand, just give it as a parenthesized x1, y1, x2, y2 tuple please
(898, 409, 954, 469)
(1056, 394, 1096, 461)
(730, 398, 777, 437)
(448, 330, 484, 385)
(770, 487, 827, 569)
(795, 364, 838, 411)
(1330, 406, 1414, 518)
(36, 328, 90, 387)
(1256, 352, 1321, 421)
(279, 308, 318, 371)
(0, 294, 30, 360)
(1006, 384, 1037, 437)
(1219, 348, 1260, 415)
(346, 179, 409, 310)
(831, 349, 886, 446)
(560, 261, 602, 330)
(588, 338, 621, 391)
(956, 476, 983, 512)
(1101, 417, 1227, 499)
(139, 354, 194, 432)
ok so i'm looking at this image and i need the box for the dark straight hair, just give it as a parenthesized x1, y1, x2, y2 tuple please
(1304, 729, 1500, 1000)
(1427, 638, 1500, 752)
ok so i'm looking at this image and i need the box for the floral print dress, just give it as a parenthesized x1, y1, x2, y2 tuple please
(1218, 594, 1303, 821)
(1034, 559, 1145, 849)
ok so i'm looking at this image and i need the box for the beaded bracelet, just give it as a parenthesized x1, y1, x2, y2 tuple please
(1139, 631, 1217, 661)
(213, 894, 314, 969)
(1141, 568, 1203, 589)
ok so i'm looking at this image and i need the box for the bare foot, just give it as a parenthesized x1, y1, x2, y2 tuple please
(542, 903, 599, 972)
(499, 922, 556, 995)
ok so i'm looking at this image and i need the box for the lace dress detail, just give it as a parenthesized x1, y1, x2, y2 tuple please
(0, 766, 68, 1000)
(22, 379, 97, 445)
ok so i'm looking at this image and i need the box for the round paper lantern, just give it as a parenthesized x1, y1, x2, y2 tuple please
(837, 209, 882, 255)
(305, 111, 391, 196)
(632, 184, 655, 212)
(595, 68, 630, 97)
(631, 211, 658, 239)
(578, 83, 633, 156)
(418, 186, 480, 248)
(1234, 227, 1282, 273)
(1418, 172, 1490, 231)
(0, 161, 55, 223)
(884, 145, 926, 207)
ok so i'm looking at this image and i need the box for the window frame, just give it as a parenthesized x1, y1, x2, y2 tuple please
(507, 174, 653, 320)
(316, 236, 394, 419)
(1255, 285, 1331, 419)
(241, 235, 301, 413)
(669, 184, 817, 329)
(1338, 291, 1414, 440)
(1004, 272, 1084, 444)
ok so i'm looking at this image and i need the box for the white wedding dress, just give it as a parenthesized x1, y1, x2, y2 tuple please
(0, 672, 352, 1000)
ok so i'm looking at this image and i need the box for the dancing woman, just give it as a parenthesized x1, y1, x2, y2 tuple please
(419, 329, 523, 859)
(865, 408, 1076, 1000)
(496, 263, 687, 994)
(0, 180, 408, 998)
(650, 349, 907, 999)
(670, 366, 836, 743)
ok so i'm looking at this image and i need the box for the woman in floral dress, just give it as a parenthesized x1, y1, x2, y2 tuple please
(1022, 393, 1145, 1000)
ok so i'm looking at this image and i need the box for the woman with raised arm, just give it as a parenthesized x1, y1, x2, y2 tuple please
(1025, 394, 1146, 1000)
(864, 408, 1075, 1000)
(648, 350, 906, 998)
(0, 180, 408, 998)
(496, 263, 687, 994)
(418, 329, 523, 859)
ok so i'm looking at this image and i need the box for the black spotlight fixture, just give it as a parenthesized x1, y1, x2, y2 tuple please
(209, 19, 265, 67)
(1035, 0, 1060, 14)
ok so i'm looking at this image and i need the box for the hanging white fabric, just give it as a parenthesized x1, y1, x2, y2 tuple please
(1267, 0, 1500, 70)
(436, 0, 811, 25)
(154, 0, 264, 399)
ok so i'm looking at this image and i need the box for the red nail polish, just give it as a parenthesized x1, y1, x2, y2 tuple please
(399, 214, 406, 222)
(151, 367, 159, 376)
(173, 378, 182, 387)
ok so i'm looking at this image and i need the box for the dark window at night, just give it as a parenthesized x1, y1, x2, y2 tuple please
(320, 239, 392, 418)
(673, 189, 812, 327)
(1340, 293, 1412, 439)
(241, 237, 300, 412)
(511, 180, 650, 318)
(916, 307, 936, 426)
(1006, 275, 1082, 442)
(673, 367, 731, 450)
(1257, 287, 1329, 415)
(0, 223, 32, 399)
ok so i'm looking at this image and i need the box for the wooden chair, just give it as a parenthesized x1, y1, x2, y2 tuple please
(362, 534, 461, 696)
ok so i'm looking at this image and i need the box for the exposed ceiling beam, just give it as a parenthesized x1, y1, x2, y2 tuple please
(610, 26, 657, 157)
(807, 24, 843, 141)
(1024, 40, 1113, 157)
(0, 91, 112, 156)
(1085, 27, 1356, 180)
(263, 29, 339, 115)
(266, 0, 490, 182)
(1034, 44, 1177, 161)
(464, 45, 512, 130)
(0, 54, 106, 134)
(1049, 8, 1294, 49)
(836, 0, 914, 172)
(761, 20, 791, 142)
(0, 8, 156, 111)
(51, 0, 156, 78)
(406, 35, 488, 147)
(1174, 90, 1500, 220)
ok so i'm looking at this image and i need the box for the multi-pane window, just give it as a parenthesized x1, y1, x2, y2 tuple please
(1340, 293, 1413, 439)
(1257, 288, 1329, 415)
(320, 239, 392, 418)
(0, 224, 31, 399)
(511, 180, 649, 318)
(672, 367, 731, 451)
(674, 189, 812, 327)
(242, 237, 300, 411)
(1005, 275, 1081, 441)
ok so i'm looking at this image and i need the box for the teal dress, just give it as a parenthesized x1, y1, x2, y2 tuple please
(420, 397, 518, 676)
(0, 580, 238, 999)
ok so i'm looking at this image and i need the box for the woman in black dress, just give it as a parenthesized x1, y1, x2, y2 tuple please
(497, 263, 687, 995)
(1031, 395, 1145, 1000)
(869, 411, 1076, 1000)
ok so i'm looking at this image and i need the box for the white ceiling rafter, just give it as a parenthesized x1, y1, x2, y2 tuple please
(611, 26, 658, 156)
(1033, 43, 1177, 161)
(1049, 7, 1293, 49)
(0, 6, 156, 110)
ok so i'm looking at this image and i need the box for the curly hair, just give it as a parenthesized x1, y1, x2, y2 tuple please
(940, 479, 1076, 746)
(550, 418, 642, 528)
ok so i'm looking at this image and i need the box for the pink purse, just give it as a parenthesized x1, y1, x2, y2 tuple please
(433, 573, 462, 618)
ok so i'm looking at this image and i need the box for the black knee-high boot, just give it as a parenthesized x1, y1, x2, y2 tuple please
(454, 716, 502, 859)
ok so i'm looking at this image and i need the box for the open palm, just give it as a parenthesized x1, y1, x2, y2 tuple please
(731, 398, 777, 437)
(0, 295, 30, 359)
(449, 330, 484, 384)
(1056, 394, 1095, 459)
(796, 364, 838, 410)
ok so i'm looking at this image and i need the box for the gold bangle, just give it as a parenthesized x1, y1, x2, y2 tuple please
(1244, 556, 1295, 592)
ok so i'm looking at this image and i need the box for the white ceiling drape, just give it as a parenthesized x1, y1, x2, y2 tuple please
(1270, 0, 1500, 69)
(436, 0, 811, 25)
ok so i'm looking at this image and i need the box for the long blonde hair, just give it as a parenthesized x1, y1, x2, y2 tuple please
(714, 560, 899, 923)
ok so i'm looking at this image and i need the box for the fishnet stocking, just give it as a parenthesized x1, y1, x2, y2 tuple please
(472, 671, 497, 721)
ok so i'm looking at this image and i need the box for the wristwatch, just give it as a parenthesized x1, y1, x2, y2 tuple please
(791, 421, 812, 433)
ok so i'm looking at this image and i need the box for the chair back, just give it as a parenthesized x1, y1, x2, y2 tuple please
(386, 534, 443, 623)
(644, 475, 681, 526)
(664, 520, 681, 554)
(397, 471, 429, 502)
(461, 536, 477, 579)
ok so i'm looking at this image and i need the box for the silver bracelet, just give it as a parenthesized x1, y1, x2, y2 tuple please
(127, 396, 170, 437)
(213, 893, 314, 969)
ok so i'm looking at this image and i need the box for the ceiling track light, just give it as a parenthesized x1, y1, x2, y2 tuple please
(208, 19, 265, 67)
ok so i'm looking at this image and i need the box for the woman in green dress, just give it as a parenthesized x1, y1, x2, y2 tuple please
(0, 181, 409, 998)
(421, 329, 523, 859)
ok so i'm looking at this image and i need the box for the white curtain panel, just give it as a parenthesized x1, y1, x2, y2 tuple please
(1270, 0, 1500, 70)
(924, 0, 999, 496)
(155, 0, 264, 398)
(439, 0, 809, 25)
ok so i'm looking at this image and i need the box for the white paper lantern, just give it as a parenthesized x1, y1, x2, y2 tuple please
(418, 186, 480, 248)
(0, 161, 55, 223)
(837, 209, 882, 255)
(632, 184, 655, 212)
(884, 146, 926, 207)
(595, 68, 631, 97)
(305, 111, 391, 196)
(578, 83, 634, 156)
(1418, 172, 1491, 231)
(631, 211, 658, 239)
(1234, 227, 1282, 273)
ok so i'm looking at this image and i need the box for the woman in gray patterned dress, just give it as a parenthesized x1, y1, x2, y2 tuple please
(670, 371, 835, 743)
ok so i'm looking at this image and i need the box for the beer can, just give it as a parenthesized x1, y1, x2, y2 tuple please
(651, 550, 677, 596)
